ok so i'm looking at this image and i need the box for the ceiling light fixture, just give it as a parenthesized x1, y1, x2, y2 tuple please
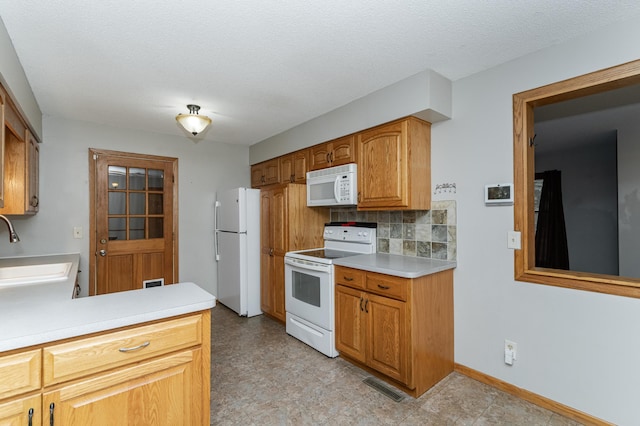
(176, 104, 211, 136)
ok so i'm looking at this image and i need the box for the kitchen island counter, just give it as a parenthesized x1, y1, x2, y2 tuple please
(333, 253, 456, 278)
(0, 253, 215, 352)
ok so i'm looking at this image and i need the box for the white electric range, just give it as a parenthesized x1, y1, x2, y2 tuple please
(284, 222, 376, 357)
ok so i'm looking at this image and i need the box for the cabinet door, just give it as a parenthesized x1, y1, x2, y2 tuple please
(291, 150, 309, 183)
(309, 143, 331, 171)
(329, 135, 355, 167)
(279, 155, 294, 184)
(271, 187, 288, 256)
(272, 253, 286, 322)
(0, 394, 41, 426)
(44, 350, 199, 426)
(260, 190, 274, 314)
(335, 285, 367, 363)
(357, 120, 408, 208)
(25, 130, 39, 213)
(251, 164, 265, 187)
(0, 90, 5, 208)
(367, 293, 410, 386)
(263, 158, 280, 185)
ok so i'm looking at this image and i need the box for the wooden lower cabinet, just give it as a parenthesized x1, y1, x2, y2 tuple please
(335, 266, 453, 398)
(43, 350, 199, 426)
(0, 394, 41, 425)
(260, 184, 328, 323)
(0, 311, 210, 425)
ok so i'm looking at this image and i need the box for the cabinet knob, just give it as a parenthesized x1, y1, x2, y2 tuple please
(30, 195, 39, 207)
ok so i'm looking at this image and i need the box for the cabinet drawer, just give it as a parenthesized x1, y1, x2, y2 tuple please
(335, 266, 365, 289)
(366, 272, 408, 301)
(43, 314, 203, 386)
(0, 349, 41, 400)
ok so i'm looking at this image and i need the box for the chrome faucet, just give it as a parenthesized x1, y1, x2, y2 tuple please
(0, 214, 20, 243)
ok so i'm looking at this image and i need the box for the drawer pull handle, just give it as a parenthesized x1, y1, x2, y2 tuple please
(377, 284, 390, 290)
(364, 299, 369, 313)
(119, 341, 150, 353)
(359, 297, 364, 312)
(344, 276, 354, 281)
(28, 408, 34, 426)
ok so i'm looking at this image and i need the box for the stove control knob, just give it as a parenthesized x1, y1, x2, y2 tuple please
(363, 232, 368, 237)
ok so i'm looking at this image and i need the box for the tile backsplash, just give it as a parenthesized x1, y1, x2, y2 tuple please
(330, 200, 457, 261)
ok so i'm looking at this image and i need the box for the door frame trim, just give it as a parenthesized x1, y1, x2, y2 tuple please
(88, 148, 179, 296)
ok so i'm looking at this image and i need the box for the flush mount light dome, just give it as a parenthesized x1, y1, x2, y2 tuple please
(176, 104, 212, 135)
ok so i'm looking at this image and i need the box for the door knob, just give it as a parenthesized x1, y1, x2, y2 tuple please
(99, 249, 107, 257)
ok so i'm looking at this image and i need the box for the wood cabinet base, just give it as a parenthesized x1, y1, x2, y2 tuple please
(335, 267, 454, 398)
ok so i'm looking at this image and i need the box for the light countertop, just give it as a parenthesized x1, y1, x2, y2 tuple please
(0, 253, 216, 352)
(333, 253, 456, 278)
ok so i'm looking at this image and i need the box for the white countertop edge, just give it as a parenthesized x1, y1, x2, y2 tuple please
(333, 253, 457, 278)
(1, 299, 215, 352)
(0, 281, 216, 352)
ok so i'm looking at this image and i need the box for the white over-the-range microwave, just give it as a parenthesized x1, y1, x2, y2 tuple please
(306, 163, 357, 207)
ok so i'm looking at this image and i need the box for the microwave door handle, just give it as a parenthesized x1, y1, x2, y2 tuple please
(334, 177, 340, 203)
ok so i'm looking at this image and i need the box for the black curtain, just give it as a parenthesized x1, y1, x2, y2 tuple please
(535, 170, 570, 270)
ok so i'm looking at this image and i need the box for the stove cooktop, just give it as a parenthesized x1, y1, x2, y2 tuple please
(296, 249, 364, 260)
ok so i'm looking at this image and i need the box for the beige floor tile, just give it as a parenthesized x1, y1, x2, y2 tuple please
(210, 304, 582, 426)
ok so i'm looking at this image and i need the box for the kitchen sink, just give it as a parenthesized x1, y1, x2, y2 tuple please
(0, 262, 73, 287)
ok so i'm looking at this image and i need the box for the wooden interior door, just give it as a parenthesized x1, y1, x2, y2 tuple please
(89, 149, 178, 295)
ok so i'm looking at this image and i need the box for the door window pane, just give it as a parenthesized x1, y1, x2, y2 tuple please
(129, 193, 146, 215)
(149, 218, 163, 238)
(108, 192, 126, 215)
(148, 169, 164, 190)
(129, 218, 145, 240)
(148, 193, 163, 214)
(129, 168, 146, 190)
(105, 164, 167, 242)
(108, 218, 126, 240)
(108, 166, 126, 190)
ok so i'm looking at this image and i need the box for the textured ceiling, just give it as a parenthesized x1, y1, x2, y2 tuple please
(1, 1, 640, 146)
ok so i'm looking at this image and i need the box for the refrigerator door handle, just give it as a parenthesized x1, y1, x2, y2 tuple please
(214, 230, 220, 261)
(214, 201, 221, 261)
(214, 200, 221, 231)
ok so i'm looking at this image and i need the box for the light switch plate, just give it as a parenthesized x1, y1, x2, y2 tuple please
(73, 226, 83, 239)
(507, 231, 521, 249)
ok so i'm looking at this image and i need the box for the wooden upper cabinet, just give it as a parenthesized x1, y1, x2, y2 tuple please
(251, 158, 280, 187)
(309, 135, 355, 171)
(0, 94, 40, 215)
(357, 117, 431, 210)
(0, 89, 5, 209)
(279, 149, 308, 184)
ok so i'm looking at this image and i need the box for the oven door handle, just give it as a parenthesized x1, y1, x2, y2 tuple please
(284, 257, 332, 273)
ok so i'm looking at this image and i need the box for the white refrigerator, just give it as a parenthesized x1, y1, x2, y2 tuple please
(215, 187, 262, 317)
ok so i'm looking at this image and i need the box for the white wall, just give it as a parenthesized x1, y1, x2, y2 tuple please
(0, 116, 250, 297)
(0, 17, 42, 139)
(437, 20, 640, 425)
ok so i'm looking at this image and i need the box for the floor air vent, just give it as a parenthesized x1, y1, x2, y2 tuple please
(363, 377, 404, 402)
